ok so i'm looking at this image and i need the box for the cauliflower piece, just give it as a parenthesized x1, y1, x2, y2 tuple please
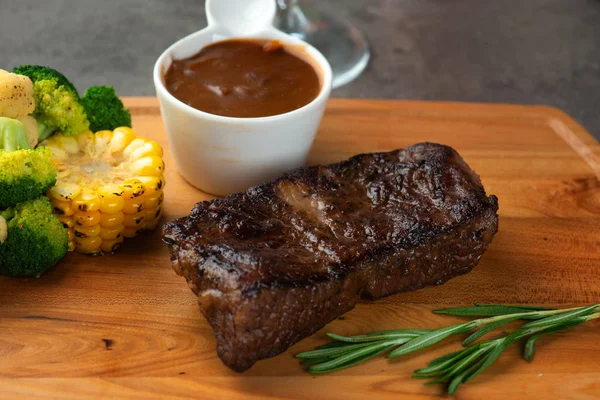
(0, 69, 35, 119)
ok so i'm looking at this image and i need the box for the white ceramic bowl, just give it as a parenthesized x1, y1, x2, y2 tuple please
(153, 4, 332, 196)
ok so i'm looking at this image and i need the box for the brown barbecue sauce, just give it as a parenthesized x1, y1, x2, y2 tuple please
(164, 39, 321, 118)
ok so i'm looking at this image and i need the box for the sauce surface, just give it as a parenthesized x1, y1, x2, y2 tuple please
(164, 39, 321, 118)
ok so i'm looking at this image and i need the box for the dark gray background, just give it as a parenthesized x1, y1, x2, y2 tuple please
(2, 0, 599, 139)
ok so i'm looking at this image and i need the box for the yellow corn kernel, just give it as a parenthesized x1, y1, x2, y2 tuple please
(100, 236, 124, 253)
(45, 144, 68, 160)
(67, 229, 75, 242)
(74, 236, 102, 254)
(137, 176, 165, 196)
(76, 130, 95, 151)
(74, 224, 101, 238)
(122, 138, 145, 159)
(120, 178, 146, 200)
(128, 140, 163, 160)
(123, 227, 140, 238)
(74, 210, 101, 227)
(48, 183, 81, 201)
(108, 127, 136, 154)
(99, 211, 124, 228)
(68, 241, 75, 252)
(73, 190, 101, 213)
(99, 225, 124, 240)
(51, 199, 75, 217)
(94, 130, 113, 154)
(123, 199, 144, 215)
(131, 156, 164, 176)
(55, 135, 79, 154)
(123, 212, 145, 228)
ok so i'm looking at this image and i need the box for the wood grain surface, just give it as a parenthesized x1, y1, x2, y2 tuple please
(1, 98, 599, 400)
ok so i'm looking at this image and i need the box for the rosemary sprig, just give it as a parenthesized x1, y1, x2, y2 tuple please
(296, 304, 599, 395)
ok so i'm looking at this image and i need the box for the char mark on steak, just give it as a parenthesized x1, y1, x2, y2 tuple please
(162, 142, 499, 372)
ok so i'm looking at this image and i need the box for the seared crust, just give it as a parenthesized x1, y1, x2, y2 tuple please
(163, 142, 499, 372)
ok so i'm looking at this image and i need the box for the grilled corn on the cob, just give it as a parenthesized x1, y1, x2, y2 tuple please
(42, 127, 165, 255)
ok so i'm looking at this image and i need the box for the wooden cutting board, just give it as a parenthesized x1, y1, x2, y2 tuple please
(1, 98, 599, 400)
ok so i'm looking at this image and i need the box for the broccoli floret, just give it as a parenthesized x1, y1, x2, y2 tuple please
(0, 197, 68, 277)
(0, 117, 31, 151)
(13, 65, 89, 140)
(0, 146, 57, 208)
(81, 86, 132, 132)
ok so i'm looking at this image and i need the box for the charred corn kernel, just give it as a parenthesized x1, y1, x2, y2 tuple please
(73, 191, 101, 213)
(44, 128, 165, 255)
(50, 199, 75, 217)
(99, 225, 124, 240)
(144, 193, 163, 209)
(48, 183, 81, 201)
(144, 208, 163, 230)
(100, 211, 124, 228)
(123, 212, 145, 228)
(74, 235, 102, 254)
(121, 178, 145, 200)
(74, 210, 101, 227)
(101, 236, 124, 253)
(57, 215, 75, 229)
(123, 227, 140, 238)
(74, 224, 101, 238)
(123, 199, 144, 215)
(138, 176, 165, 196)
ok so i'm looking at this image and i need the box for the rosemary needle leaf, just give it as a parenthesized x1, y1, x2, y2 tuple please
(327, 332, 416, 343)
(309, 342, 394, 373)
(388, 322, 476, 358)
(434, 305, 541, 317)
(367, 329, 432, 336)
(316, 341, 349, 350)
(296, 341, 375, 359)
(523, 319, 586, 361)
(475, 304, 556, 311)
(300, 357, 330, 366)
(427, 349, 465, 367)
(464, 334, 519, 383)
(415, 346, 481, 375)
(521, 305, 598, 329)
(462, 315, 522, 346)
(448, 358, 487, 395)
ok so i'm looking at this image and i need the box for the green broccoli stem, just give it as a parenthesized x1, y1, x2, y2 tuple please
(0, 117, 31, 151)
(36, 119, 57, 141)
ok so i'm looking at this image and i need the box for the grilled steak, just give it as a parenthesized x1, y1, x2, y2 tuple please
(163, 143, 499, 372)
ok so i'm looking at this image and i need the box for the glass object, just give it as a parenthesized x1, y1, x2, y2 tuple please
(274, 0, 370, 89)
